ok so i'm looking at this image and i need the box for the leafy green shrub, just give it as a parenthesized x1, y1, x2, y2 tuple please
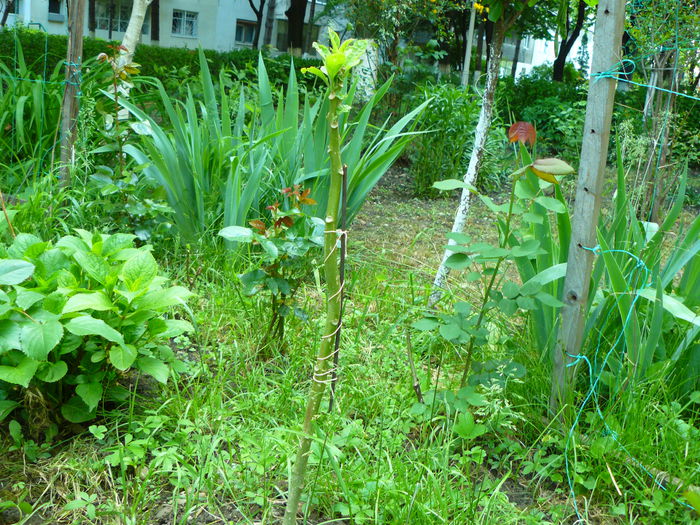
(410, 83, 507, 196)
(497, 63, 586, 117)
(410, 83, 478, 197)
(0, 231, 192, 426)
(0, 27, 321, 89)
(521, 97, 586, 162)
(219, 186, 324, 347)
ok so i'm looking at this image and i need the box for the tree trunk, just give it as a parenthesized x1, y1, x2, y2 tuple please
(0, 1, 15, 27)
(150, 0, 159, 43)
(552, 0, 586, 82)
(484, 20, 493, 69)
(263, 0, 276, 47)
(285, 0, 307, 54)
(475, 22, 484, 73)
(461, 5, 477, 87)
(108, 0, 114, 40)
(304, 0, 317, 53)
(120, 0, 151, 65)
(60, 0, 86, 186)
(430, 21, 507, 304)
(248, 0, 266, 49)
(88, 0, 96, 37)
(511, 34, 522, 78)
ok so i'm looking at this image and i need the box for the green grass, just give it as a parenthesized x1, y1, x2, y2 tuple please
(1, 176, 699, 525)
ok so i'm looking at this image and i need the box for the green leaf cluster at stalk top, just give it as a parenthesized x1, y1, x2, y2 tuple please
(0, 231, 193, 424)
(301, 29, 372, 92)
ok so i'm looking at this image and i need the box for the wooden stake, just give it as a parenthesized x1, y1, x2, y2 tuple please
(59, 0, 86, 187)
(550, 0, 626, 414)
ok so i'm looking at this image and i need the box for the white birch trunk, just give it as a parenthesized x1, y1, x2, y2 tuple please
(119, 0, 152, 66)
(115, 0, 151, 119)
(461, 6, 477, 87)
(430, 25, 506, 306)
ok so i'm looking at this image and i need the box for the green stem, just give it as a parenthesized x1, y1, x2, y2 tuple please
(283, 94, 344, 524)
(459, 182, 518, 388)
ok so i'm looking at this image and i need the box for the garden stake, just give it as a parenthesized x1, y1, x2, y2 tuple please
(328, 164, 348, 413)
(283, 32, 369, 524)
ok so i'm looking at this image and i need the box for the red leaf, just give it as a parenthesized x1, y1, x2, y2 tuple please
(249, 220, 266, 233)
(508, 121, 536, 146)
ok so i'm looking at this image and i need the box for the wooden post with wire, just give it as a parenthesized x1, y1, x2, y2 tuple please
(550, 0, 626, 415)
(59, 0, 86, 186)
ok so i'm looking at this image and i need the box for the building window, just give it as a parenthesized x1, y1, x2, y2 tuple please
(235, 20, 256, 45)
(48, 0, 61, 14)
(172, 9, 198, 37)
(96, 1, 150, 34)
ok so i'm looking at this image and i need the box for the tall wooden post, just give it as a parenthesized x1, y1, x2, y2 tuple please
(550, 0, 626, 413)
(59, 0, 86, 186)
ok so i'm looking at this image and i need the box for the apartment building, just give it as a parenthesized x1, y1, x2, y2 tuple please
(3, 0, 328, 52)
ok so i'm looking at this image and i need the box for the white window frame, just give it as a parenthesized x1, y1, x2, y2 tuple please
(96, 1, 150, 34)
(172, 9, 198, 38)
(235, 20, 257, 45)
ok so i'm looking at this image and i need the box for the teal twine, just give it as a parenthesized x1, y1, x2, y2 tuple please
(64, 59, 83, 96)
(564, 245, 694, 520)
(592, 59, 700, 103)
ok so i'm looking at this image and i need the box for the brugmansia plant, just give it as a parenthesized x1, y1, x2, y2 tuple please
(282, 31, 370, 524)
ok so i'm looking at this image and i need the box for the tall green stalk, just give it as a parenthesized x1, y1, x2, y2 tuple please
(283, 31, 369, 524)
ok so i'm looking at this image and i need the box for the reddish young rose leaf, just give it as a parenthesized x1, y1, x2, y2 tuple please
(508, 121, 537, 146)
(249, 220, 267, 233)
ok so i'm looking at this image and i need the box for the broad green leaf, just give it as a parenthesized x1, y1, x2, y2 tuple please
(101, 233, 136, 257)
(446, 232, 471, 244)
(453, 411, 488, 440)
(502, 281, 520, 299)
(530, 158, 574, 183)
(35, 361, 68, 382)
(637, 289, 700, 326)
(15, 289, 44, 310)
(20, 320, 64, 360)
(73, 251, 110, 285)
(65, 316, 124, 344)
(0, 400, 19, 421)
(135, 286, 192, 311)
(0, 259, 35, 285)
(535, 292, 565, 308)
(512, 239, 543, 257)
(0, 355, 39, 387)
(445, 253, 472, 270)
(76, 382, 103, 411)
(520, 263, 567, 296)
(109, 344, 137, 371)
(456, 386, 487, 406)
(137, 357, 170, 384)
(61, 396, 95, 423)
(120, 251, 158, 292)
(684, 491, 700, 513)
(218, 226, 254, 243)
(439, 323, 462, 341)
(412, 318, 439, 331)
(534, 196, 566, 214)
(0, 320, 22, 351)
(432, 179, 477, 192)
(63, 292, 115, 313)
(149, 319, 193, 338)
